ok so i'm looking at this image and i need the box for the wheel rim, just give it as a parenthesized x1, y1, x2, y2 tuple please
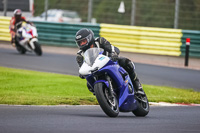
(136, 91, 149, 110)
(104, 88, 118, 113)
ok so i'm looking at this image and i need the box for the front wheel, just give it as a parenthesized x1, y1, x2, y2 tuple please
(16, 42, 26, 54)
(132, 89, 149, 117)
(94, 83, 119, 117)
(34, 41, 42, 56)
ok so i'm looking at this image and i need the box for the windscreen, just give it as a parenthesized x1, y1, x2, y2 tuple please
(83, 48, 104, 66)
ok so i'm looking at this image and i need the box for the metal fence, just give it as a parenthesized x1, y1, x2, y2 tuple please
(1, 0, 200, 30)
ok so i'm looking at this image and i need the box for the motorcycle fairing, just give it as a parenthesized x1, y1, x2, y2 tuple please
(86, 59, 138, 112)
(94, 80, 110, 89)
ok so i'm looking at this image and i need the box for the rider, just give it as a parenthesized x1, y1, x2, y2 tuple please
(9, 9, 32, 47)
(75, 28, 143, 93)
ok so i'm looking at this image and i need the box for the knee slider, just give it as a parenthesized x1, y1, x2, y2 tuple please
(118, 58, 134, 73)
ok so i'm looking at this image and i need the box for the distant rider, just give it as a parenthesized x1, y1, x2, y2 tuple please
(9, 9, 32, 47)
(75, 28, 143, 94)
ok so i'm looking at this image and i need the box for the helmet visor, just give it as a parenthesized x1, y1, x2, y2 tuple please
(76, 34, 92, 48)
(79, 38, 88, 46)
(15, 14, 21, 20)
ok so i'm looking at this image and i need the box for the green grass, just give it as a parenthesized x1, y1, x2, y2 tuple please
(0, 66, 200, 105)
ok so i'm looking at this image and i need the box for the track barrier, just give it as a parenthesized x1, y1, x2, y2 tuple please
(0, 16, 199, 58)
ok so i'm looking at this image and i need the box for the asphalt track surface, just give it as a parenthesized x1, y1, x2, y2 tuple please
(0, 47, 200, 91)
(0, 105, 200, 133)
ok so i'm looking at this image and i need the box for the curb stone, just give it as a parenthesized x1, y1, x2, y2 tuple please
(149, 102, 200, 106)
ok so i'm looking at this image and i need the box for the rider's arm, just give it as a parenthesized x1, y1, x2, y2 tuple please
(76, 50, 85, 79)
(25, 20, 33, 25)
(9, 17, 15, 33)
(76, 50, 84, 67)
(22, 17, 33, 25)
(9, 17, 16, 43)
(97, 37, 120, 56)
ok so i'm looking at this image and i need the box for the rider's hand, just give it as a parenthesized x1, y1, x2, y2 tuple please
(30, 22, 35, 26)
(79, 74, 85, 79)
(110, 52, 118, 62)
(26, 21, 34, 25)
(76, 54, 84, 67)
(111, 55, 118, 62)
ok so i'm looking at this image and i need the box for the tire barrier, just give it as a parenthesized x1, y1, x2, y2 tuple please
(100, 23, 182, 56)
(32, 21, 100, 47)
(0, 16, 11, 41)
(181, 30, 200, 58)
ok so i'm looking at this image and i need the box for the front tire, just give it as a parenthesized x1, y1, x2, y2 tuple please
(15, 42, 26, 54)
(94, 83, 119, 117)
(34, 42, 42, 56)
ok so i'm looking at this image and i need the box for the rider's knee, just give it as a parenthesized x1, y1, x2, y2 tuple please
(118, 57, 135, 73)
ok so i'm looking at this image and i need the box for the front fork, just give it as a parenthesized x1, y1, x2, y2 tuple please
(29, 38, 38, 49)
(91, 72, 115, 99)
(105, 73, 115, 99)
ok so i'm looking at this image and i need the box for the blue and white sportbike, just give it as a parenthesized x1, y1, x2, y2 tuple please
(79, 48, 149, 117)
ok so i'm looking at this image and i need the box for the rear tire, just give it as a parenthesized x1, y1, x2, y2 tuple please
(132, 89, 149, 117)
(94, 83, 119, 117)
(34, 42, 42, 56)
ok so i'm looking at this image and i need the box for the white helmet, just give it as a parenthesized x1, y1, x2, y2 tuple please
(14, 9, 22, 16)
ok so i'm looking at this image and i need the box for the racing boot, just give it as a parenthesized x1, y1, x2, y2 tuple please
(11, 37, 16, 47)
(129, 72, 144, 95)
(120, 59, 144, 95)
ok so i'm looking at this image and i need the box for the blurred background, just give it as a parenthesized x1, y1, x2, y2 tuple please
(1, 0, 200, 30)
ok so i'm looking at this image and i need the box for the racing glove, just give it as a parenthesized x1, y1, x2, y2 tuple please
(110, 52, 119, 62)
(79, 74, 85, 79)
(76, 54, 84, 67)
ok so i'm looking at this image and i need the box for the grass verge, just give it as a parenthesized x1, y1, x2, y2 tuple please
(0, 66, 200, 105)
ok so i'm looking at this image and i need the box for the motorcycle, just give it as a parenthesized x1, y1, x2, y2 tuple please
(79, 48, 149, 117)
(15, 23, 42, 56)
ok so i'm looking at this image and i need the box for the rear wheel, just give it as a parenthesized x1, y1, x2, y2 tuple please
(34, 42, 42, 56)
(94, 83, 119, 117)
(132, 89, 149, 117)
